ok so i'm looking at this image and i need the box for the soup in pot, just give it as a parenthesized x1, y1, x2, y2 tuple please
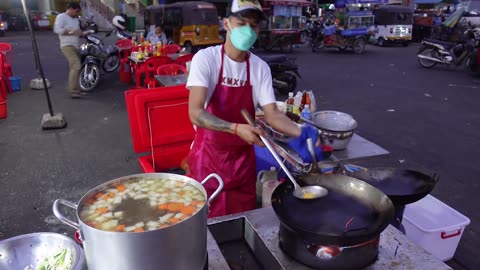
(79, 177, 206, 232)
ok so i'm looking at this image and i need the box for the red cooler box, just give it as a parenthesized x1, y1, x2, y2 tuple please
(125, 86, 195, 173)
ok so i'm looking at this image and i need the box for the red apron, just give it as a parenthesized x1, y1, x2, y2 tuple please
(187, 45, 256, 218)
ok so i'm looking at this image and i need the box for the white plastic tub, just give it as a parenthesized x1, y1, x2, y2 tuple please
(402, 194, 470, 262)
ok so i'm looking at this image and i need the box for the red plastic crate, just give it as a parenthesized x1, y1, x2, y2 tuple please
(125, 85, 195, 172)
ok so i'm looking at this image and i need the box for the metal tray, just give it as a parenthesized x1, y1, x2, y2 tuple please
(208, 217, 283, 270)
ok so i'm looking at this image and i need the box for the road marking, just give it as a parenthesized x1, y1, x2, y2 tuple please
(448, 84, 478, 89)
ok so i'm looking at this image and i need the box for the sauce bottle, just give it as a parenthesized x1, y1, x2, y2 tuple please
(285, 92, 294, 113)
(140, 32, 145, 44)
(132, 33, 137, 46)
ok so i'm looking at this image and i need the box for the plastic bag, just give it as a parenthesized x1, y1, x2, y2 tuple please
(307, 90, 317, 112)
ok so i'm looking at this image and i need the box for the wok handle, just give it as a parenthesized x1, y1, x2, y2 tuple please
(201, 173, 224, 203)
(53, 199, 80, 230)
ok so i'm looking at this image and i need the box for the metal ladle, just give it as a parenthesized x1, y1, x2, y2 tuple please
(241, 110, 328, 200)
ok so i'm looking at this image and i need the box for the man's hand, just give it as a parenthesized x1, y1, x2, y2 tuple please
(64, 29, 82, 35)
(287, 125, 322, 164)
(235, 124, 265, 146)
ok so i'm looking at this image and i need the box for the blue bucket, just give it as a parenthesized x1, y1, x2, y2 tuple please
(9, 76, 21, 92)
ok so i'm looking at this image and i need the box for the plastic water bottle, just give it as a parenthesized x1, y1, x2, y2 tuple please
(301, 104, 312, 120)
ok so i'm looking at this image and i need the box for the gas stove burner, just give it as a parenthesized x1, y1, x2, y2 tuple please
(279, 224, 379, 270)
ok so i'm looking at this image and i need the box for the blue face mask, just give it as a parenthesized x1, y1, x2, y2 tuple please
(228, 20, 257, 51)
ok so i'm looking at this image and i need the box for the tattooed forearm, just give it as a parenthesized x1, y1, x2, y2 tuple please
(196, 110, 233, 133)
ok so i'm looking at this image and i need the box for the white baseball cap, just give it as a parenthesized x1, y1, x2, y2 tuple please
(231, 0, 263, 17)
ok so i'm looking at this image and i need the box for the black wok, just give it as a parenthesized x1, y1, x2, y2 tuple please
(348, 167, 439, 205)
(272, 174, 394, 246)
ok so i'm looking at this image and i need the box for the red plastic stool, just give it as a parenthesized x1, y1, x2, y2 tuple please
(119, 69, 131, 84)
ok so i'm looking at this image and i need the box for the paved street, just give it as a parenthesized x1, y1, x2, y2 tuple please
(1, 32, 479, 269)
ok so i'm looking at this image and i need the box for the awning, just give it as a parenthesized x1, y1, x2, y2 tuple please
(264, 0, 312, 6)
(414, 0, 442, 4)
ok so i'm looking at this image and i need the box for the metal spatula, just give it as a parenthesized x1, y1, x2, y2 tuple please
(241, 109, 328, 200)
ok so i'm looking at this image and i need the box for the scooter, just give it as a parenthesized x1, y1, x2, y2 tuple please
(78, 29, 120, 91)
(417, 27, 480, 72)
(258, 54, 301, 95)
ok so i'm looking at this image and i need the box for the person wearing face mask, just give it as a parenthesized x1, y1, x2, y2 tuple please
(186, 0, 323, 217)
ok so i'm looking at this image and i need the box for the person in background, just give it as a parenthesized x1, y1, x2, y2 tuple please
(147, 24, 168, 45)
(186, 0, 323, 218)
(53, 2, 85, 99)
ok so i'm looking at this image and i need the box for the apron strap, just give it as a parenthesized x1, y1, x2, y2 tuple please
(218, 45, 225, 85)
(218, 45, 251, 86)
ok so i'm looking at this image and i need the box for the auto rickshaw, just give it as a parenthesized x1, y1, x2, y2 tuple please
(312, 2, 375, 54)
(256, 0, 311, 53)
(372, 5, 413, 47)
(145, 2, 223, 52)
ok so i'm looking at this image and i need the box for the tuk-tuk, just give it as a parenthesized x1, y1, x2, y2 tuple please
(372, 5, 413, 46)
(144, 2, 223, 52)
(256, 0, 311, 53)
(312, 2, 376, 54)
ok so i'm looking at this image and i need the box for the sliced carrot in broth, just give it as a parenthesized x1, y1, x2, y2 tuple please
(134, 228, 144, 233)
(181, 206, 196, 215)
(116, 184, 126, 192)
(167, 202, 183, 212)
(116, 224, 126, 232)
(96, 207, 109, 214)
(95, 193, 105, 199)
(158, 204, 169, 210)
(85, 198, 96, 205)
(168, 217, 179, 224)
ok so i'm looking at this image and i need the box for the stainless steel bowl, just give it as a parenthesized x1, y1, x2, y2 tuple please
(257, 117, 302, 143)
(0, 232, 86, 270)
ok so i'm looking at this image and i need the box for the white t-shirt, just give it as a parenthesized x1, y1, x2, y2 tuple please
(186, 45, 276, 108)
(53, 13, 80, 49)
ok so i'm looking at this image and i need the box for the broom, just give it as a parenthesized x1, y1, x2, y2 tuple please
(21, 0, 67, 129)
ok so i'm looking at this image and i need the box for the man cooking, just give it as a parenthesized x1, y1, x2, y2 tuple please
(186, 0, 322, 217)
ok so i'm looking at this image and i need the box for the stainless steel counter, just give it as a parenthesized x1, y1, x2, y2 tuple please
(207, 207, 452, 270)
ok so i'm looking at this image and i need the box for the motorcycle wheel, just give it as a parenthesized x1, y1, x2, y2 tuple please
(103, 54, 120, 73)
(418, 48, 438, 68)
(79, 64, 101, 92)
(312, 38, 324, 53)
(274, 73, 297, 95)
(353, 38, 366, 54)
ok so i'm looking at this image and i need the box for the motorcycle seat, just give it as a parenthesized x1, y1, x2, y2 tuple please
(423, 38, 454, 49)
(258, 54, 288, 63)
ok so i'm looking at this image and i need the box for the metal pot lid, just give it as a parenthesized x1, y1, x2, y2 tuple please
(312, 111, 358, 132)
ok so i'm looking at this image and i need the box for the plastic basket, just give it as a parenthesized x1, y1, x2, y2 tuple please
(402, 195, 470, 261)
(9, 76, 21, 92)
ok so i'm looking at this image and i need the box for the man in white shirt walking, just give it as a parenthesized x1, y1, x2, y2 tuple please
(53, 2, 85, 99)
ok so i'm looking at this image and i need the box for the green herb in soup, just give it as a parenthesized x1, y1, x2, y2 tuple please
(79, 178, 206, 232)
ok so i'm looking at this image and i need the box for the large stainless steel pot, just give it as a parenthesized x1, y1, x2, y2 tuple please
(53, 173, 223, 270)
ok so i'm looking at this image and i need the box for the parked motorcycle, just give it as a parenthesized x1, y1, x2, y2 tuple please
(79, 16, 98, 33)
(79, 29, 120, 91)
(417, 27, 480, 73)
(258, 54, 301, 95)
